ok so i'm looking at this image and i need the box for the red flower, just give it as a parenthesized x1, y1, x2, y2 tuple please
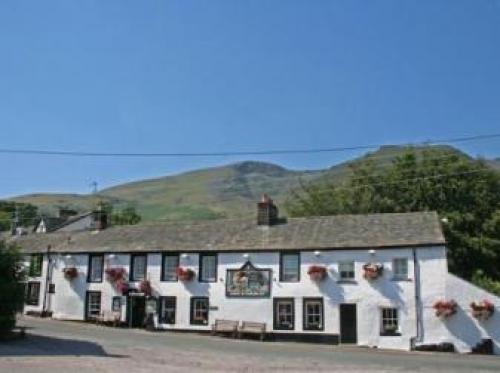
(176, 267, 195, 281)
(63, 267, 78, 280)
(105, 267, 126, 283)
(362, 263, 383, 280)
(433, 299, 457, 318)
(307, 265, 327, 281)
(139, 280, 152, 296)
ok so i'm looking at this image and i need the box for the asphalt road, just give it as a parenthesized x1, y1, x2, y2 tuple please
(0, 316, 499, 372)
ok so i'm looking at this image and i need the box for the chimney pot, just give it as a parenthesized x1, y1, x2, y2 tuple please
(257, 194, 278, 226)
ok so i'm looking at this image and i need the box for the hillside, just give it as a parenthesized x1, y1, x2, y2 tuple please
(7, 145, 484, 222)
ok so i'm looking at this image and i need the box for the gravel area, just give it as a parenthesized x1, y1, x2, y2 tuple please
(0, 317, 499, 372)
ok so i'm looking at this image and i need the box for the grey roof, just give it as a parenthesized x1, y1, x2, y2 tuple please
(9, 212, 445, 254)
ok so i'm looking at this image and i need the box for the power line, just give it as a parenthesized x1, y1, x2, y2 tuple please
(0, 133, 499, 158)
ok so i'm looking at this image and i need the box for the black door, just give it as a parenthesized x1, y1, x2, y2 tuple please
(339, 304, 357, 344)
(128, 296, 146, 327)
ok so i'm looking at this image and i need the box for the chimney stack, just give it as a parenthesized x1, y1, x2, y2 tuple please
(257, 194, 278, 226)
(92, 204, 108, 230)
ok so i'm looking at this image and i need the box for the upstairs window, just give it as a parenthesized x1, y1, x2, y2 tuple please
(392, 258, 408, 280)
(29, 254, 43, 277)
(380, 307, 400, 335)
(199, 253, 217, 283)
(339, 261, 355, 281)
(130, 254, 147, 281)
(88, 254, 104, 283)
(280, 252, 300, 282)
(26, 282, 40, 306)
(303, 298, 324, 331)
(162, 254, 179, 282)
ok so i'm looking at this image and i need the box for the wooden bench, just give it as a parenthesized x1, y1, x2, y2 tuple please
(211, 319, 239, 338)
(238, 321, 266, 341)
(96, 311, 121, 327)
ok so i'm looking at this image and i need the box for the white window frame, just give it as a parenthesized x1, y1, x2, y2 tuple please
(392, 258, 408, 280)
(380, 307, 400, 335)
(338, 261, 355, 281)
(191, 297, 209, 325)
(303, 298, 324, 330)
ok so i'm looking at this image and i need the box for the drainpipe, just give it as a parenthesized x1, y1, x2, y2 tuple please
(411, 247, 423, 349)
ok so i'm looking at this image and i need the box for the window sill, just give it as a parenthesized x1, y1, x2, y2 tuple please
(336, 279, 357, 285)
(380, 331, 402, 337)
(391, 278, 412, 282)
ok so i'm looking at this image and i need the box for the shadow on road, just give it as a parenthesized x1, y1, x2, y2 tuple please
(0, 334, 128, 358)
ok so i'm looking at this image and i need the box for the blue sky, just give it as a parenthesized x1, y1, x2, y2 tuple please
(1, 0, 499, 198)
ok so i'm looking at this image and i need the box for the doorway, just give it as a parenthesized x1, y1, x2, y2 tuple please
(128, 295, 146, 328)
(339, 303, 357, 344)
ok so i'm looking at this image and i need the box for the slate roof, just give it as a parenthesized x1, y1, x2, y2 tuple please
(9, 211, 445, 254)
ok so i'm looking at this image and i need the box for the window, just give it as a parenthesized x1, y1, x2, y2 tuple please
(392, 258, 408, 280)
(339, 262, 355, 281)
(280, 252, 300, 282)
(190, 297, 209, 325)
(28, 254, 43, 277)
(162, 254, 179, 282)
(88, 254, 104, 282)
(380, 308, 400, 335)
(26, 282, 40, 306)
(303, 298, 324, 331)
(199, 253, 217, 282)
(130, 254, 147, 281)
(112, 296, 122, 312)
(159, 296, 176, 324)
(86, 291, 101, 320)
(274, 298, 295, 330)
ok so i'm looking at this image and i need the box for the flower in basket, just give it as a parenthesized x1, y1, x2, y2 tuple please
(63, 267, 78, 280)
(433, 299, 457, 318)
(362, 263, 383, 280)
(139, 280, 152, 296)
(470, 299, 495, 320)
(307, 265, 327, 282)
(105, 267, 126, 283)
(176, 267, 195, 282)
(116, 281, 129, 295)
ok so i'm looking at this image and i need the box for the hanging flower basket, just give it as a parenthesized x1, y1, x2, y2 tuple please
(470, 300, 495, 320)
(116, 281, 129, 295)
(105, 267, 126, 283)
(176, 267, 195, 282)
(63, 267, 78, 280)
(307, 265, 327, 282)
(362, 263, 384, 280)
(139, 280, 152, 296)
(433, 299, 457, 318)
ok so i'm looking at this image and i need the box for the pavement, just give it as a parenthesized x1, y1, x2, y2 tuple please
(0, 316, 499, 372)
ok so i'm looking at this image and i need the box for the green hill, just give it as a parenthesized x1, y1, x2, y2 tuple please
(8, 145, 486, 222)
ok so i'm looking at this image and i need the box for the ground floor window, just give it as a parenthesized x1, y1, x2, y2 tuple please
(86, 291, 101, 320)
(112, 296, 122, 312)
(274, 298, 295, 330)
(26, 282, 40, 306)
(159, 296, 176, 324)
(303, 298, 324, 331)
(380, 307, 400, 335)
(190, 297, 209, 325)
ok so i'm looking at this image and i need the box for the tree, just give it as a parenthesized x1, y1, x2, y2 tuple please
(0, 240, 25, 334)
(286, 148, 500, 294)
(0, 201, 38, 231)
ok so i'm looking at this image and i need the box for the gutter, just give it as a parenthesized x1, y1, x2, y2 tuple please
(411, 247, 424, 349)
(41, 245, 53, 317)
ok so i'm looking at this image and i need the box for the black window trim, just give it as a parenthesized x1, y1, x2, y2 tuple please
(129, 253, 148, 282)
(303, 297, 325, 331)
(25, 281, 41, 306)
(198, 253, 217, 283)
(112, 296, 122, 312)
(87, 254, 104, 283)
(190, 296, 209, 325)
(161, 253, 180, 282)
(279, 251, 300, 283)
(85, 290, 102, 321)
(158, 296, 177, 324)
(273, 297, 295, 330)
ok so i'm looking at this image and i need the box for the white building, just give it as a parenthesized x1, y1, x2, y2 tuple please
(11, 198, 500, 354)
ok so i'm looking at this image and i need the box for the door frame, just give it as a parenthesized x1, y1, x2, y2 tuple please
(127, 293, 146, 328)
(84, 290, 101, 321)
(339, 303, 358, 344)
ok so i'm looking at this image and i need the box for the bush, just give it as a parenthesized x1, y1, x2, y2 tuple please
(0, 240, 25, 334)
